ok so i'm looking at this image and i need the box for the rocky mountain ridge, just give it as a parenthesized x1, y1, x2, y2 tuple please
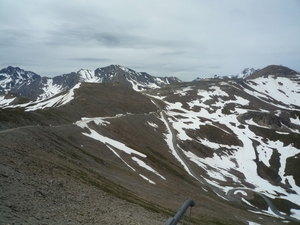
(213, 67, 260, 79)
(0, 65, 181, 101)
(1, 64, 300, 224)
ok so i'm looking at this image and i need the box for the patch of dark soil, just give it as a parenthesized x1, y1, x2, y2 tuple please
(285, 154, 300, 187)
(185, 124, 241, 147)
(56, 82, 158, 119)
(249, 126, 300, 149)
(272, 198, 300, 216)
(239, 111, 292, 130)
(247, 193, 269, 210)
(179, 140, 214, 158)
(256, 161, 282, 184)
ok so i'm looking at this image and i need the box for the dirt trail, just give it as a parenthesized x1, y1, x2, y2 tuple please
(148, 97, 220, 189)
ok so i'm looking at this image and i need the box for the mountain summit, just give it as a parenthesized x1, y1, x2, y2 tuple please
(77, 65, 181, 91)
(248, 65, 300, 79)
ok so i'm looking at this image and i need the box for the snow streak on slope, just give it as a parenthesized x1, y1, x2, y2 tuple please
(25, 83, 81, 111)
(39, 78, 64, 100)
(78, 69, 102, 82)
(75, 116, 166, 185)
(132, 157, 166, 181)
(0, 96, 16, 107)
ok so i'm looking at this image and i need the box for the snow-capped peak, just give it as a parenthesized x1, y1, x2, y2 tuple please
(0, 66, 40, 80)
(236, 68, 260, 79)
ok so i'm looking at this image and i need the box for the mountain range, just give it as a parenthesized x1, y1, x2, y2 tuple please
(1, 64, 300, 225)
(0, 65, 180, 101)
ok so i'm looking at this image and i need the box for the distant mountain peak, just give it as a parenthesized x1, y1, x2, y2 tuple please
(0, 66, 40, 79)
(213, 67, 259, 79)
(236, 67, 260, 79)
(247, 65, 299, 79)
(0, 66, 41, 97)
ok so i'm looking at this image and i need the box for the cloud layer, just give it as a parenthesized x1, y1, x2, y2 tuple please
(1, 0, 299, 80)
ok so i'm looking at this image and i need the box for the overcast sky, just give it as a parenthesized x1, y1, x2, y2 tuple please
(0, 0, 299, 81)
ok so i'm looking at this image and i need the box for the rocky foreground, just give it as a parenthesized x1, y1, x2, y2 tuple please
(1, 139, 167, 225)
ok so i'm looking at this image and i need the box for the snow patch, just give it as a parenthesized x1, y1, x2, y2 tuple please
(139, 174, 156, 184)
(147, 121, 158, 128)
(26, 83, 81, 111)
(132, 157, 166, 180)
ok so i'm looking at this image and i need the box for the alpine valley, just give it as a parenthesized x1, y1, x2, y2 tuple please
(1, 64, 300, 225)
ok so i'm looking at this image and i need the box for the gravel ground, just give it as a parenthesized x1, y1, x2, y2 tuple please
(0, 147, 167, 225)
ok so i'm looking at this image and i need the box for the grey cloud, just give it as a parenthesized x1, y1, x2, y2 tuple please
(66, 57, 110, 62)
(207, 66, 221, 69)
(0, 29, 31, 46)
(159, 51, 187, 56)
(45, 26, 190, 51)
(93, 33, 191, 50)
(92, 33, 120, 47)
